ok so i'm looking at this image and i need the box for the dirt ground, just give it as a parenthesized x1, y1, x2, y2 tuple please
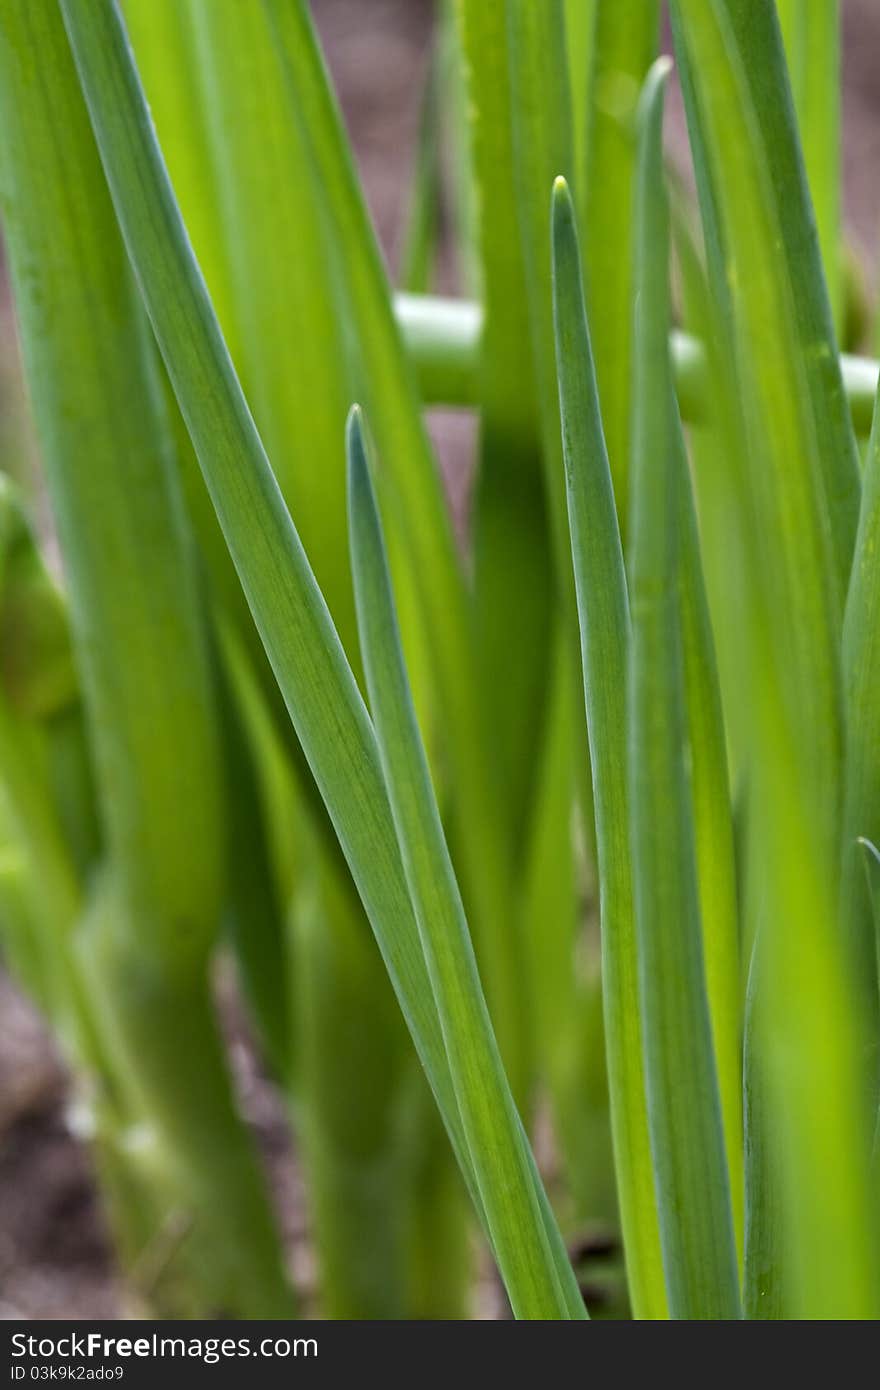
(2, 0, 880, 1320)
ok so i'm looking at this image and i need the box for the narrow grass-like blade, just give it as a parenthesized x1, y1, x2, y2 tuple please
(672, 0, 879, 1317)
(0, 0, 225, 975)
(503, 10, 598, 1133)
(347, 409, 578, 1321)
(453, 0, 553, 879)
(123, 0, 239, 350)
(564, 0, 597, 187)
(399, 35, 443, 295)
(859, 841, 880, 946)
(436, 0, 480, 297)
(506, 0, 574, 581)
(520, 627, 604, 1222)
(671, 0, 843, 839)
(676, 431, 744, 1258)
(580, 0, 660, 529)
(60, 0, 454, 1170)
(59, 0, 582, 1306)
(262, 0, 528, 1096)
(552, 175, 666, 1320)
(841, 381, 880, 1047)
(628, 60, 740, 1320)
(1, 0, 291, 1316)
(182, 0, 358, 666)
(151, 25, 441, 1301)
(672, 0, 859, 601)
(776, 0, 842, 335)
(127, 2, 359, 904)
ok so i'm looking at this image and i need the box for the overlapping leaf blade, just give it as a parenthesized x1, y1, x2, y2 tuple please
(347, 409, 582, 1321)
(671, 0, 878, 1317)
(628, 61, 740, 1319)
(59, 0, 585, 1312)
(552, 175, 666, 1321)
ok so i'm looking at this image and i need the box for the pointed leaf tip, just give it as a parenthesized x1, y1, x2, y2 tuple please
(551, 174, 573, 223)
(345, 403, 376, 537)
(638, 55, 673, 134)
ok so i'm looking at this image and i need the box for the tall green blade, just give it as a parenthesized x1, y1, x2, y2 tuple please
(122, 0, 238, 349)
(628, 61, 740, 1320)
(0, 0, 224, 974)
(454, 0, 552, 873)
(507, 0, 574, 582)
(676, 432, 744, 1259)
(580, 0, 660, 530)
(776, 0, 842, 335)
(58, 0, 583, 1307)
(262, 0, 528, 1097)
(841, 381, 880, 1049)
(161, 6, 454, 1315)
(1, 0, 291, 1316)
(552, 176, 666, 1320)
(398, 33, 443, 296)
(673, 0, 859, 601)
(183, 0, 357, 663)
(671, 0, 843, 836)
(672, 0, 878, 1317)
(564, 0, 597, 187)
(59, 0, 453, 1161)
(347, 409, 581, 1321)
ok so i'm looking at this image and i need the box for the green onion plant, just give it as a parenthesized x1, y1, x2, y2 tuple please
(0, 0, 879, 1320)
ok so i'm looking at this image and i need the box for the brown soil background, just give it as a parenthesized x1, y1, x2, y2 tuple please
(2, 0, 880, 1319)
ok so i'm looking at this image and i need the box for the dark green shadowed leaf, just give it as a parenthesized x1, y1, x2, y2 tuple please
(628, 59, 740, 1320)
(347, 408, 584, 1322)
(552, 175, 666, 1321)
